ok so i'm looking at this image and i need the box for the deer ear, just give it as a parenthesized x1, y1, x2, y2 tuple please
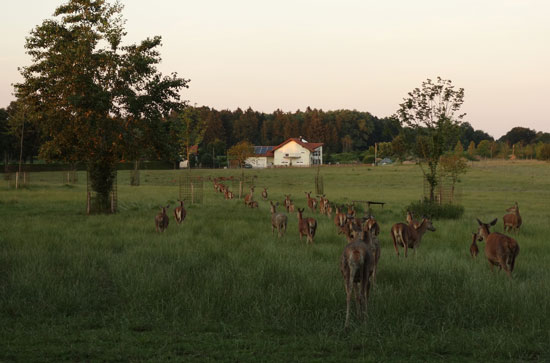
(476, 218, 483, 225)
(490, 218, 498, 226)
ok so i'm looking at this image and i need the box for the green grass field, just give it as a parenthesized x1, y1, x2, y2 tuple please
(1, 161, 549, 362)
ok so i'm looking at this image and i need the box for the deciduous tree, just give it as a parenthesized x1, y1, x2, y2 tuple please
(395, 77, 465, 201)
(16, 0, 188, 210)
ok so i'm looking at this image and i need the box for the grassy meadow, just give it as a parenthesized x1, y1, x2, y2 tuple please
(1, 160, 549, 362)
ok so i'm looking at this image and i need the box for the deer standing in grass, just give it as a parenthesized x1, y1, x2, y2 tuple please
(155, 205, 170, 233)
(406, 210, 421, 229)
(297, 208, 317, 244)
(362, 216, 381, 287)
(305, 192, 318, 213)
(318, 195, 327, 215)
(174, 200, 186, 224)
(283, 194, 292, 212)
(288, 202, 295, 213)
(244, 186, 255, 207)
(334, 206, 346, 229)
(261, 187, 268, 201)
(476, 218, 519, 278)
(326, 203, 333, 218)
(470, 232, 479, 258)
(390, 217, 436, 257)
(503, 202, 522, 233)
(340, 228, 375, 329)
(269, 201, 288, 237)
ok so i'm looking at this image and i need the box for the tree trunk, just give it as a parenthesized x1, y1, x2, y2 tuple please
(88, 160, 116, 213)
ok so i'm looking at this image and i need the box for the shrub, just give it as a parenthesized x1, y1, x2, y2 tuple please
(404, 199, 464, 220)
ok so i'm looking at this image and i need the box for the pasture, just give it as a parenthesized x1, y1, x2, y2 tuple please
(1, 161, 549, 362)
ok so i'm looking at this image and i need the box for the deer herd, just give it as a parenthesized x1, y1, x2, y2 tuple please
(158, 177, 523, 328)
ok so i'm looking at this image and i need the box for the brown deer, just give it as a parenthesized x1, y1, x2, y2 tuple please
(261, 187, 268, 201)
(283, 194, 292, 212)
(363, 216, 380, 236)
(155, 205, 170, 233)
(406, 210, 421, 229)
(476, 218, 520, 278)
(348, 203, 356, 217)
(340, 216, 362, 243)
(334, 205, 346, 229)
(318, 195, 327, 215)
(297, 207, 317, 244)
(249, 200, 259, 209)
(288, 202, 295, 213)
(390, 217, 436, 257)
(269, 201, 288, 237)
(244, 186, 255, 207)
(470, 232, 479, 258)
(174, 200, 186, 224)
(305, 192, 318, 213)
(326, 203, 333, 218)
(340, 229, 374, 329)
(503, 202, 522, 233)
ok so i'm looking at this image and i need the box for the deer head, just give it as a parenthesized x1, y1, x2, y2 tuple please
(476, 218, 498, 240)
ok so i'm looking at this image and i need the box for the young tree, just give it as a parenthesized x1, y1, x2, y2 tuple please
(395, 77, 465, 201)
(175, 107, 207, 167)
(467, 140, 476, 157)
(227, 141, 254, 167)
(16, 0, 188, 210)
(454, 140, 464, 155)
(477, 140, 492, 158)
(439, 154, 468, 202)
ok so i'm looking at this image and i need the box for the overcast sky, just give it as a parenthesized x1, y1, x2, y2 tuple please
(1, 0, 549, 139)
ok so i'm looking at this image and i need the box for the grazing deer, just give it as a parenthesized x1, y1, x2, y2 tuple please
(249, 200, 259, 209)
(269, 201, 288, 237)
(476, 218, 520, 278)
(261, 187, 268, 200)
(340, 229, 374, 329)
(174, 200, 186, 224)
(470, 232, 479, 258)
(297, 207, 317, 244)
(390, 217, 436, 257)
(155, 205, 170, 233)
(406, 210, 421, 229)
(305, 192, 318, 213)
(283, 194, 292, 212)
(503, 202, 522, 233)
(244, 186, 255, 207)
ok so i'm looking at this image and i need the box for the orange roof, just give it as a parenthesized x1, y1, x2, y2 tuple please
(272, 138, 323, 152)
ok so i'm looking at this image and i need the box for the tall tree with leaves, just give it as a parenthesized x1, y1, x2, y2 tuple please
(16, 0, 188, 210)
(396, 77, 465, 201)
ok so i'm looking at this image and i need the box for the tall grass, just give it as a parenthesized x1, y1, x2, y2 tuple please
(1, 161, 549, 361)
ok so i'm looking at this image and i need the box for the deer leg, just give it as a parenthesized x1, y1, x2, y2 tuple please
(344, 276, 353, 329)
(391, 233, 400, 257)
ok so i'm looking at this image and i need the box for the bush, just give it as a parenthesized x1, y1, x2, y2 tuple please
(363, 154, 375, 164)
(404, 199, 464, 220)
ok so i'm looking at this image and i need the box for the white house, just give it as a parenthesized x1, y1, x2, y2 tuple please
(245, 138, 323, 168)
(245, 146, 275, 168)
(272, 138, 323, 167)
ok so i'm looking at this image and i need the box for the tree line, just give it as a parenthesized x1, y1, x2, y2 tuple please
(3, 102, 550, 169)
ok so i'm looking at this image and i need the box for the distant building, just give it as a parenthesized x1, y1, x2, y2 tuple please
(245, 146, 275, 168)
(245, 137, 323, 168)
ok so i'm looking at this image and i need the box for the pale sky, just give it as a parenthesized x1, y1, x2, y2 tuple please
(1, 0, 549, 139)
